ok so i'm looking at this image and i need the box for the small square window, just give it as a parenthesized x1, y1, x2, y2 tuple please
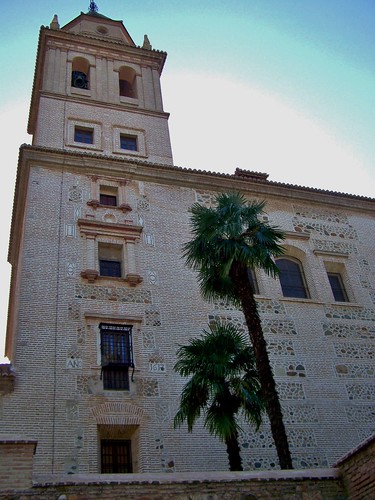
(74, 127, 93, 144)
(327, 272, 348, 302)
(120, 135, 137, 151)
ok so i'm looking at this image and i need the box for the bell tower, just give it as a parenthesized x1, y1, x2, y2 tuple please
(4, 5, 175, 475)
(28, 4, 173, 165)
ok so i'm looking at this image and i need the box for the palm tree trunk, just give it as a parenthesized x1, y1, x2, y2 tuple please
(230, 263, 293, 470)
(225, 431, 243, 471)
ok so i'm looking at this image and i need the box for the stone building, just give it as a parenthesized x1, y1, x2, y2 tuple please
(1, 5, 374, 477)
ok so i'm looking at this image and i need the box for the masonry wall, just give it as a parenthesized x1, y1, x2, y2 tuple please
(0, 440, 36, 491)
(2, 155, 375, 476)
(0, 470, 347, 500)
(336, 436, 375, 500)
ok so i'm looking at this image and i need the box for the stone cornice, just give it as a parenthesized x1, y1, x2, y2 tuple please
(17, 144, 375, 204)
(37, 91, 170, 120)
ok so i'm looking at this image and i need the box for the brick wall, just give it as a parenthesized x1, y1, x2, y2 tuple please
(0, 469, 347, 499)
(0, 439, 37, 490)
(335, 434, 375, 500)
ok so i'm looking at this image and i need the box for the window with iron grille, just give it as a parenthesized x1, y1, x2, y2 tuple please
(276, 257, 309, 299)
(327, 272, 348, 302)
(101, 439, 133, 473)
(100, 323, 134, 390)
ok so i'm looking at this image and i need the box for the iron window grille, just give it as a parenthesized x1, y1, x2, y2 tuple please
(100, 323, 134, 390)
(101, 439, 133, 473)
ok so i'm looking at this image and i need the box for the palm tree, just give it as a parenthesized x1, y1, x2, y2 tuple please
(174, 321, 264, 471)
(183, 191, 293, 469)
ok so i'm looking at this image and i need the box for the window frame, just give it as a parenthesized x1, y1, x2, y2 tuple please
(113, 127, 146, 157)
(67, 120, 102, 151)
(74, 126, 94, 144)
(98, 242, 123, 279)
(276, 257, 309, 299)
(120, 134, 138, 151)
(101, 439, 133, 473)
(78, 218, 143, 285)
(100, 323, 134, 391)
(327, 272, 349, 302)
(247, 267, 259, 295)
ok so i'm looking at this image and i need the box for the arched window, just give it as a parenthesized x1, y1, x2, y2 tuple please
(119, 66, 137, 98)
(71, 57, 90, 89)
(276, 257, 309, 299)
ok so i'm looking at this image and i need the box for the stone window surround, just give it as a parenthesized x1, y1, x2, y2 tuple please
(67, 52, 96, 97)
(113, 61, 141, 107)
(78, 218, 143, 286)
(113, 125, 146, 158)
(66, 118, 102, 151)
(321, 255, 354, 304)
(87, 176, 132, 213)
(84, 312, 142, 372)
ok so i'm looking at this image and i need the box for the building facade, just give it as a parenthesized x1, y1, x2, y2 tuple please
(1, 7, 375, 476)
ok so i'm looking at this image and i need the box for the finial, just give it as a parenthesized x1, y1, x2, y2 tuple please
(142, 34, 152, 50)
(88, 1, 98, 13)
(50, 14, 60, 30)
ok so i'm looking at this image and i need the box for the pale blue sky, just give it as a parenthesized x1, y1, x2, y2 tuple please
(0, 1, 374, 360)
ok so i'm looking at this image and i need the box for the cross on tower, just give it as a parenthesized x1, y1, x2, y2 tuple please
(88, 1, 98, 13)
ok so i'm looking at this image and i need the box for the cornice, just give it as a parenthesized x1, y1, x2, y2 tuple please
(38, 91, 170, 120)
(17, 144, 375, 207)
(41, 26, 167, 68)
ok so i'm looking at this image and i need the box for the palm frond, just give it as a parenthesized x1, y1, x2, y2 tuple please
(174, 320, 264, 442)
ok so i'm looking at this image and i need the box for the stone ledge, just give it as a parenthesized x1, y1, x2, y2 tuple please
(34, 468, 340, 487)
(0, 435, 37, 449)
(334, 432, 375, 466)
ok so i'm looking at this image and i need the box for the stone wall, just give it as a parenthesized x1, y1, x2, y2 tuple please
(0, 438, 36, 491)
(335, 434, 375, 500)
(0, 470, 346, 500)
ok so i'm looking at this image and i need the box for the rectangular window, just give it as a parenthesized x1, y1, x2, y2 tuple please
(98, 243, 122, 278)
(101, 439, 133, 473)
(120, 134, 137, 151)
(100, 194, 117, 206)
(74, 127, 94, 144)
(328, 272, 348, 302)
(99, 260, 121, 278)
(100, 323, 133, 390)
(100, 186, 118, 206)
(247, 268, 259, 294)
